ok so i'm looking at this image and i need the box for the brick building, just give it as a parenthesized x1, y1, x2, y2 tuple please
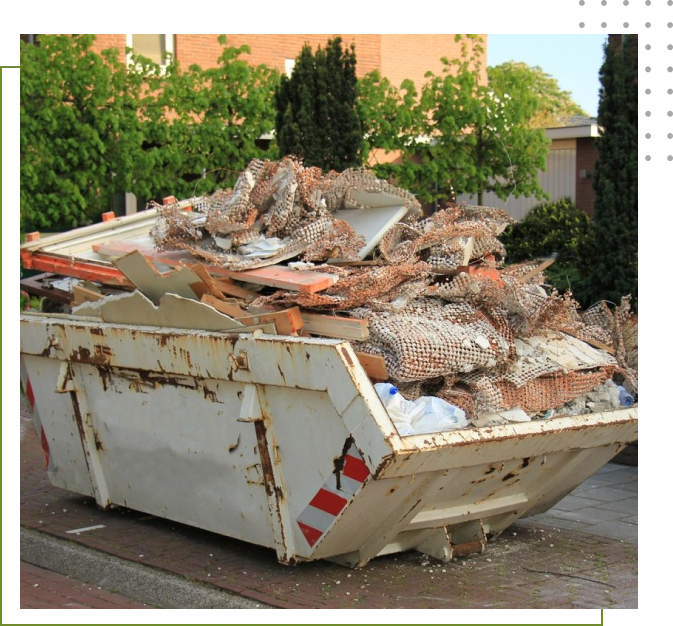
(83, 34, 487, 88)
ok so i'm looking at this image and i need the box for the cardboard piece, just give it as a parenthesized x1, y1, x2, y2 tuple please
(114, 251, 202, 304)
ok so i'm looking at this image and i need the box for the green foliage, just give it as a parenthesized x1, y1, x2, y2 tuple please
(144, 36, 279, 197)
(487, 61, 588, 129)
(500, 198, 591, 267)
(586, 36, 638, 309)
(21, 35, 130, 229)
(275, 36, 363, 171)
(500, 198, 593, 305)
(21, 35, 279, 232)
(359, 36, 549, 206)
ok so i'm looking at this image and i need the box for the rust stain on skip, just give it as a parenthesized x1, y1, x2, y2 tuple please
(254, 421, 283, 501)
(340, 347, 354, 367)
(253, 419, 289, 556)
(69, 345, 112, 366)
(68, 390, 93, 475)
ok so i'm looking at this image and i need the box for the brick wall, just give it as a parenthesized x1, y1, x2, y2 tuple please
(575, 137, 598, 216)
(87, 34, 486, 85)
(380, 34, 488, 89)
(91, 34, 126, 63)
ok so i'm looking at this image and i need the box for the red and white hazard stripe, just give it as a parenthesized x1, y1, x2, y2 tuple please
(296, 443, 370, 548)
(21, 360, 50, 469)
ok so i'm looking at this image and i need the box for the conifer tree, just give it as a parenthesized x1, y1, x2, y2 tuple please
(587, 35, 638, 308)
(275, 37, 363, 171)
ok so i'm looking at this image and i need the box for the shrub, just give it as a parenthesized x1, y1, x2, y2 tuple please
(500, 198, 593, 306)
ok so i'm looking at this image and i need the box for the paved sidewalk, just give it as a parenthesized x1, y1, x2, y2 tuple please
(520, 464, 637, 543)
(21, 562, 150, 609)
(20, 397, 637, 609)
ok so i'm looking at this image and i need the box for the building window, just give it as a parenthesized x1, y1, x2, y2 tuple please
(285, 59, 296, 77)
(126, 34, 174, 68)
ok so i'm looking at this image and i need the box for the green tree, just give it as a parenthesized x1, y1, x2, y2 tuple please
(488, 61, 588, 129)
(359, 36, 549, 206)
(21, 35, 137, 230)
(275, 36, 363, 171)
(137, 35, 279, 199)
(20, 34, 278, 232)
(586, 35, 638, 308)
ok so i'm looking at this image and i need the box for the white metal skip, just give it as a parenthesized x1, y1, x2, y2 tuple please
(20, 313, 638, 567)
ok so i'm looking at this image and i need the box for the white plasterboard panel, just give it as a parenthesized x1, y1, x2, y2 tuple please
(335, 205, 409, 259)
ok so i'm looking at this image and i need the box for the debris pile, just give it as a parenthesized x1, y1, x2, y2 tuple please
(150, 156, 421, 272)
(59, 157, 637, 434)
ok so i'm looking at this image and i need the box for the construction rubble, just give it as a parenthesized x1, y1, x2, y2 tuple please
(29, 157, 638, 436)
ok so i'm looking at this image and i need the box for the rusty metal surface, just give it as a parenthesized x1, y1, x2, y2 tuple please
(21, 312, 638, 566)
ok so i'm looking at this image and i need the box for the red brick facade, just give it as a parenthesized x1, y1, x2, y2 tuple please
(575, 137, 599, 216)
(90, 34, 486, 88)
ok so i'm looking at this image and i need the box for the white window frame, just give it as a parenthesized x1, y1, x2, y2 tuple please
(126, 34, 174, 72)
(284, 59, 296, 77)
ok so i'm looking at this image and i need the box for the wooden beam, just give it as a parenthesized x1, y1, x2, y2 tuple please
(521, 258, 556, 283)
(300, 312, 369, 341)
(212, 278, 259, 302)
(204, 295, 304, 336)
(249, 306, 369, 341)
(237, 307, 304, 336)
(201, 294, 247, 318)
(355, 352, 388, 381)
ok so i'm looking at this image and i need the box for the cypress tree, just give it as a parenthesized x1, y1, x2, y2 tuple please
(275, 36, 362, 171)
(587, 35, 638, 308)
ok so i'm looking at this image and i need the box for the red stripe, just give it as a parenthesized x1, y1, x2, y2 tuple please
(297, 521, 323, 547)
(25, 379, 35, 410)
(309, 488, 348, 516)
(343, 454, 369, 483)
(40, 427, 50, 469)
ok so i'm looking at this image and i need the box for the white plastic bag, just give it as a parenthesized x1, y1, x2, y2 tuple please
(375, 383, 468, 436)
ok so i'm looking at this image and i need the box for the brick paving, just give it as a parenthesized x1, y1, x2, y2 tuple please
(20, 396, 637, 609)
(20, 562, 150, 609)
(519, 464, 638, 543)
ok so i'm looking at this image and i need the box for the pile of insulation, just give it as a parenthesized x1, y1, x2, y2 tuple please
(151, 156, 421, 272)
(147, 157, 638, 428)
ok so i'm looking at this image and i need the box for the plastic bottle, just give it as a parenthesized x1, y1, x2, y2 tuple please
(374, 383, 468, 436)
(617, 386, 635, 407)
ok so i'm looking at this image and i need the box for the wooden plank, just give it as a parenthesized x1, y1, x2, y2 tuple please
(250, 306, 369, 340)
(225, 264, 336, 293)
(212, 278, 259, 302)
(300, 313, 369, 341)
(355, 352, 388, 381)
(72, 285, 104, 307)
(190, 264, 226, 299)
(93, 240, 337, 293)
(236, 307, 304, 336)
(521, 258, 556, 283)
(204, 296, 303, 336)
(201, 294, 247, 319)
